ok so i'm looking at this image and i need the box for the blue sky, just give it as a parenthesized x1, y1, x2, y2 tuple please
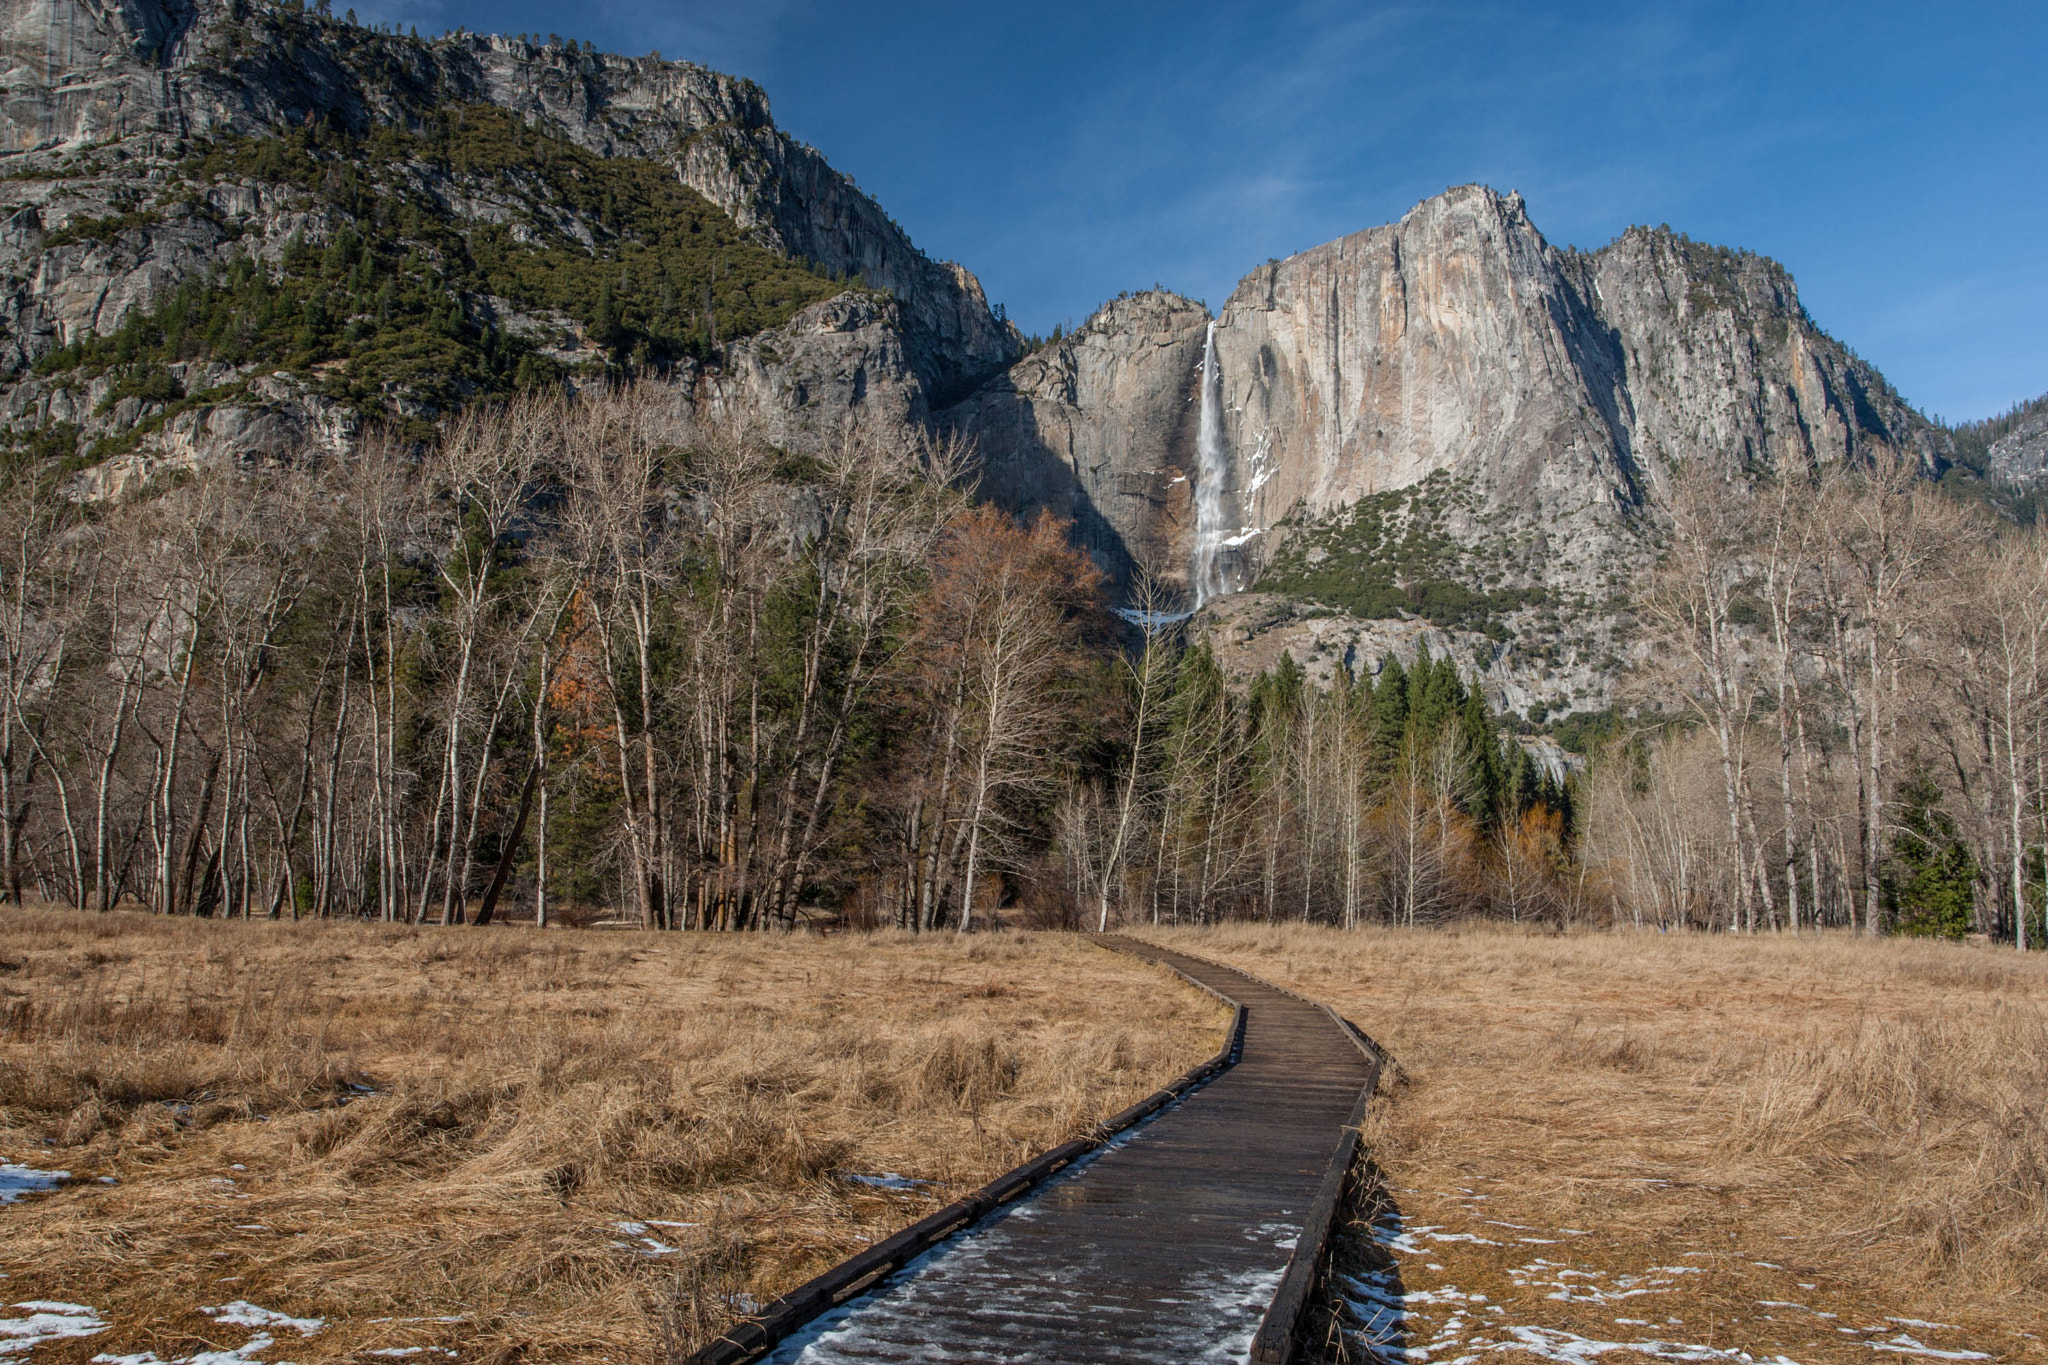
(359, 0, 2046, 422)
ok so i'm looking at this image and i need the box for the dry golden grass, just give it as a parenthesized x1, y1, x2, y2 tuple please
(0, 912, 1225, 1363)
(1137, 924, 2048, 1364)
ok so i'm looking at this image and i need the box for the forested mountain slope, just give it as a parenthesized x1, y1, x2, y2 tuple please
(0, 0, 1017, 488)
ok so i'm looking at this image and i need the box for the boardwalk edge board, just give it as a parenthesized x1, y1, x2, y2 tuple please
(682, 944, 1250, 1365)
(1248, 1017, 1388, 1365)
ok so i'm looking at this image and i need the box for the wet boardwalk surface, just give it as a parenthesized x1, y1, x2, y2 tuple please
(763, 938, 1373, 1364)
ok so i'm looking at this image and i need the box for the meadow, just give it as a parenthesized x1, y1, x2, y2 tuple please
(2, 915, 2041, 1363)
(0, 914, 1223, 1362)
(1138, 925, 2048, 1363)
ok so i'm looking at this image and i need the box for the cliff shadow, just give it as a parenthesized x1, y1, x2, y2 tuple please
(937, 392, 1150, 603)
(1546, 286, 1645, 510)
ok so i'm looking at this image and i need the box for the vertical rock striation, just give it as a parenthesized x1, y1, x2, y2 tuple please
(949, 184, 1950, 711)
(956, 185, 1946, 606)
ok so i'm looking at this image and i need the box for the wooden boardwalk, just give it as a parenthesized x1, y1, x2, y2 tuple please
(760, 939, 1374, 1364)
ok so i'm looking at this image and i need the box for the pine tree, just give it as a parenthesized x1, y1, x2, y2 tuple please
(1459, 686, 1505, 828)
(1370, 656, 1408, 772)
(1883, 771, 1976, 938)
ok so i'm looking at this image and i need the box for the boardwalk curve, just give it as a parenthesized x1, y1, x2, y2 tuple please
(703, 937, 1379, 1365)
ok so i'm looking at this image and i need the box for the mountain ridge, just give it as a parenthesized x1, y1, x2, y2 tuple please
(0, 0, 2021, 723)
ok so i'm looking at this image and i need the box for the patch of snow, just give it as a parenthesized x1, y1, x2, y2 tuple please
(201, 1301, 325, 1336)
(1408, 1287, 1490, 1307)
(1887, 1320, 1962, 1332)
(1245, 1221, 1301, 1249)
(0, 1164, 68, 1204)
(2, 1299, 109, 1361)
(1494, 1325, 1802, 1365)
(836, 1172, 929, 1191)
(94, 1334, 276, 1364)
(1868, 1337, 1989, 1361)
(612, 1220, 686, 1256)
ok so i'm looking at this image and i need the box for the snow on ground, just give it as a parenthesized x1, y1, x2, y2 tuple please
(610, 1221, 683, 1256)
(833, 1172, 931, 1191)
(1866, 1336, 1990, 1361)
(200, 1302, 325, 1336)
(0, 1297, 328, 1365)
(89, 1300, 324, 1364)
(1, 1301, 108, 1362)
(0, 1164, 67, 1205)
(1346, 1203, 1998, 1365)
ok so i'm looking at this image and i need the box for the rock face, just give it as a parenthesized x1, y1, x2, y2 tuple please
(1987, 404, 2048, 485)
(951, 185, 1949, 712)
(942, 290, 1209, 592)
(692, 292, 926, 452)
(678, 127, 1019, 402)
(1205, 188, 1641, 600)
(1581, 225, 1939, 482)
(0, 0, 1016, 445)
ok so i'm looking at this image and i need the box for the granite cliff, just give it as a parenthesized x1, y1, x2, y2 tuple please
(946, 185, 1948, 715)
(0, 0, 1014, 484)
(1983, 400, 2048, 486)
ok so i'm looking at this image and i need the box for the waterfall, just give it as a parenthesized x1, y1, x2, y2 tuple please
(1190, 321, 1232, 607)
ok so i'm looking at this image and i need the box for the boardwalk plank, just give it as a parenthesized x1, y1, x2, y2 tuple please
(762, 940, 1371, 1364)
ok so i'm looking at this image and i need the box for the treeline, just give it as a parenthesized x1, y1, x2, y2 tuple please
(0, 390, 960, 926)
(9, 391, 2041, 941)
(1030, 636, 1571, 933)
(0, 389, 1570, 931)
(1581, 452, 2048, 945)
